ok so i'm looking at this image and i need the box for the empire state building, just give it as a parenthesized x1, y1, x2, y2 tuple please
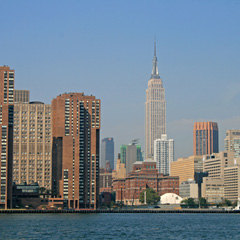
(145, 42, 166, 158)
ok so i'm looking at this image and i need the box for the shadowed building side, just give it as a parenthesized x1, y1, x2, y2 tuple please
(0, 66, 15, 209)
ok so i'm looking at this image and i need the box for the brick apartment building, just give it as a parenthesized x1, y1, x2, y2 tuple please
(0, 66, 14, 209)
(51, 93, 100, 209)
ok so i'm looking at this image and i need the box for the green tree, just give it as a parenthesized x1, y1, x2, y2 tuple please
(199, 197, 208, 208)
(139, 188, 159, 205)
(181, 198, 198, 208)
(187, 198, 197, 208)
(232, 200, 238, 207)
(219, 199, 232, 207)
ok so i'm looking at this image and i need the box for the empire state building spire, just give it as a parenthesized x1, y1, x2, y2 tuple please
(151, 40, 160, 79)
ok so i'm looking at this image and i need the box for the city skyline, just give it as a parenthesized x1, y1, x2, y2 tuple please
(1, 1, 240, 160)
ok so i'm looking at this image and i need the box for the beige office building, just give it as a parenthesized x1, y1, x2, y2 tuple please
(112, 154, 126, 180)
(171, 155, 203, 184)
(203, 151, 234, 179)
(224, 164, 240, 202)
(179, 179, 198, 199)
(15, 90, 30, 103)
(224, 130, 240, 158)
(13, 102, 52, 190)
(201, 178, 224, 203)
(202, 151, 238, 202)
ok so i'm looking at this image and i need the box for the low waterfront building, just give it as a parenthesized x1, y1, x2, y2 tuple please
(112, 158, 179, 205)
(179, 179, 198, 199)
(201, 178, 224, 203)
(224, 163, 240, 202)
(202, 151, 240, 202)
(160, 193, 182, 204)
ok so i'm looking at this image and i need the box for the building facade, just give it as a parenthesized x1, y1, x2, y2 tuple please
(113, 159, 179, 205)
(171, 155, 203, 184)
(224, 130, 240, 158)
(201, 177, 224, 203)
(52, 93, 100, 209)
(14, 90, 30, 103)
(13, 101, 52, 190)
(120, 142, 142, 175)
(202, 151, 236, 203)
(99, 167, 112, 193)
(224, 164, 240, 202)
(154, 134, 174, 175)
(101, 137, 114, 170)
(193, 122, 219, 156)
(145, 42, 166, 158)
(0, 66, 14, 209)
(179, 179, 198, 199)
(203, 151, 234, 179)
(112, 153, 126, 180)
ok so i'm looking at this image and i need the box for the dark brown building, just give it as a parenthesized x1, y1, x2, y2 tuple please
(0, 66, 14, 209)
(52, 93, 100, 209)
(113, 159, 179, 205)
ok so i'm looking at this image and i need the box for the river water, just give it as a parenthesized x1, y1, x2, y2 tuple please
(0, 213, 239, 239)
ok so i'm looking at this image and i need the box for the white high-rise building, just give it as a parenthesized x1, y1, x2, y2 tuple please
(154, 134, 174, 175)
(145, 42, 166, 158)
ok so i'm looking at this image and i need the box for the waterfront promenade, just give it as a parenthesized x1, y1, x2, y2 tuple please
(0, 208, 239, 214)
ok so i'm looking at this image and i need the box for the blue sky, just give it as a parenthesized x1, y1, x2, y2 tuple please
(1, 0, 240, 164)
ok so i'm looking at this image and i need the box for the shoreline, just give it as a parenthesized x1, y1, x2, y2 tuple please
(0, 209, 240, 214)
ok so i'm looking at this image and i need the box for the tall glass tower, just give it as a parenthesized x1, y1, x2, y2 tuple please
(145, 42, 166, 158)
(101, 137, 114, 170)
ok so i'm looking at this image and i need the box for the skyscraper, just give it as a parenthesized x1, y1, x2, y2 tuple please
(193, 122, 219, 156)
(101, 137, 114, 170)
(224, 130, 240, 158)
(145, 42, 166, 158)
(0, 66, 14, 209)
(13, 100, 52, 190)
(120, 141, 142, 175)
(52, 93, 100, 209)
(154, 134, 174, 175)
